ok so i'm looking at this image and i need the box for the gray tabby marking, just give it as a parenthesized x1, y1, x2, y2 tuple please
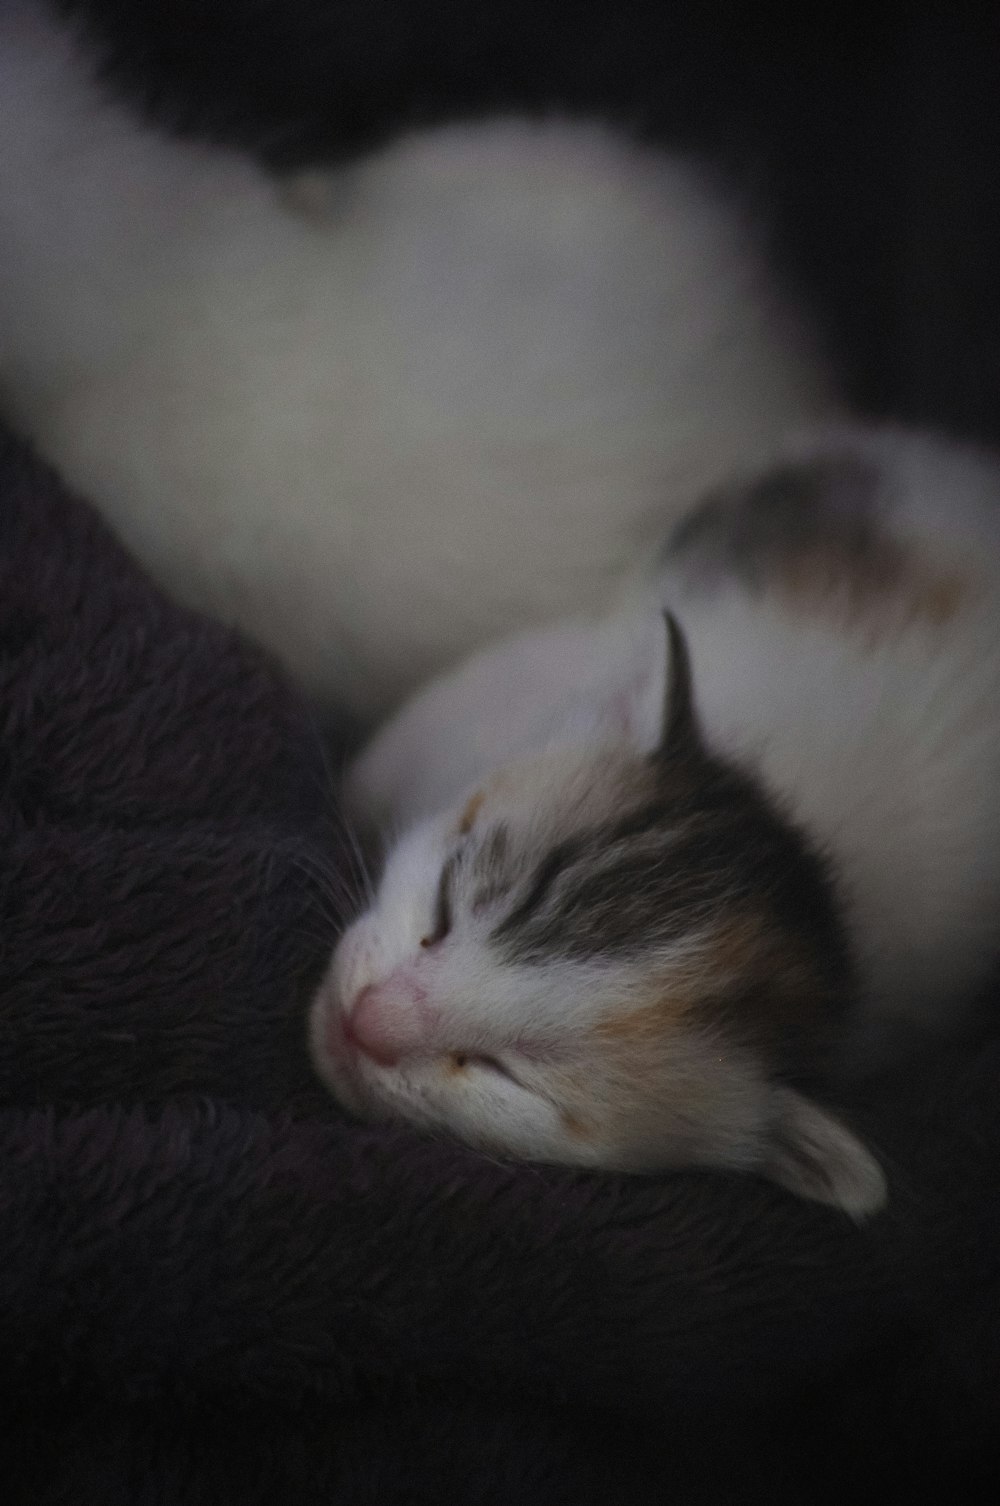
(666, 456, 883, 592)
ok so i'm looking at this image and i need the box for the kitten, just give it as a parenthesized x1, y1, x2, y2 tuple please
(0, 0, 836, 721)
(310, 425, 1000, 1216)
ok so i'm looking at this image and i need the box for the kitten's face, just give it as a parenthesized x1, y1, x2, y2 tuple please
(310, 728, 885, 1218)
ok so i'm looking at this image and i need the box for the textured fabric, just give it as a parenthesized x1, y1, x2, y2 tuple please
(0, 424, 345, 1117)
(1, 427, 999, 1503)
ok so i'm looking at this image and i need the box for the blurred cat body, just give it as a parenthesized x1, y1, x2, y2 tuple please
(311, 426, 1000, 1215)
(0, 0, 835, 720)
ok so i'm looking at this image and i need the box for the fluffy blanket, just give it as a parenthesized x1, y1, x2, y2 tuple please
(1, 426, 999, 1503)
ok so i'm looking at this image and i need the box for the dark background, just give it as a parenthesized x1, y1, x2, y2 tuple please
(58, 0, 1000, 445)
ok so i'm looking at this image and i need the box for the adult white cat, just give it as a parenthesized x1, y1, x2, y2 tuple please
(0, 0, 836, 719)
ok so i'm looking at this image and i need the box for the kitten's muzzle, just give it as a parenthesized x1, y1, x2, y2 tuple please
(340, 973, 435, 1068)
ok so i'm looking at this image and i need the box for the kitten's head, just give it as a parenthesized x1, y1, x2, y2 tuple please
(310, 617, 885, 1218)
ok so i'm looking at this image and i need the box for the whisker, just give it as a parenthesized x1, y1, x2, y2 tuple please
(292, 701, 376, 902)
(283, 848, 369, 931)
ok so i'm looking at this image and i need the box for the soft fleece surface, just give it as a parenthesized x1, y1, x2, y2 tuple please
(1, 426, 1000, 1504)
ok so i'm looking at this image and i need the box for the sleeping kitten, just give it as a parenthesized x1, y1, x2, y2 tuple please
(310, 425, 1000, 1216)
(0, 0, 836, 720)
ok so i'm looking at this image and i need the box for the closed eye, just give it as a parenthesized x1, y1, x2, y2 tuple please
(450, 1052, 521, 1086)
(421, 853, 457, 948)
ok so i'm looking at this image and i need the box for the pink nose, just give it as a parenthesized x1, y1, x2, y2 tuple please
(343, 976, 431, 1067)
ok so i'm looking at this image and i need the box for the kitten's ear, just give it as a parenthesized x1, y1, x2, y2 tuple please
(656, 612, 703, 760)
(762, 1087, 886, 1221)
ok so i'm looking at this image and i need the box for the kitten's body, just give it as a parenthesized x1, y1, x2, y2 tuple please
(313, 427, 1000, 1214)
(0, 1, 835, 719)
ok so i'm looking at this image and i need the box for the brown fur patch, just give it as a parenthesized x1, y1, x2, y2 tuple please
(673, 458, 971, 643)
(708, 913, 772, 979)
(699, 910, 838, 1070)
(776, 540, 967, 640)
(591, 997, 689, 1046)
(458, 791, 485, 835)
(589, 913, 772, 1051)
(589, 908, 830, 1080)
(560, 1110, 591, 1140)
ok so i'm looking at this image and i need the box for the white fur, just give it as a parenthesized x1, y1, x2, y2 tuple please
(0, 1, 837, 719)
(313, 425, 1000, 1211)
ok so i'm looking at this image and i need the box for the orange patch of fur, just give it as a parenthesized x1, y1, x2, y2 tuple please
(560, 1110, 591, 1140)
(705, 910, 828, 1029)
(708, 913, 771, 980)
(589, 909, 825, 1080)
(591, 982, 701, 1050)
(776, 541, 967, 640)
(590, 914, 770, 1051)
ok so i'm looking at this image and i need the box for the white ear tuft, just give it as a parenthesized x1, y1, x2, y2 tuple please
(762, 1087, 887, 1221)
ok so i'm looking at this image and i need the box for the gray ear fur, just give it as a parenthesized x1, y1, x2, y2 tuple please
(763, 1087, 887, 1221)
